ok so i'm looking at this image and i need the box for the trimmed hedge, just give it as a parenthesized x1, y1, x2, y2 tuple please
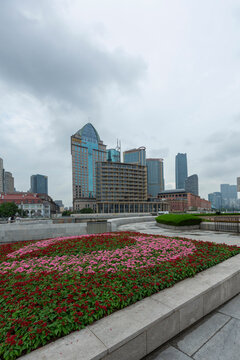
(156, 214, 202, 226)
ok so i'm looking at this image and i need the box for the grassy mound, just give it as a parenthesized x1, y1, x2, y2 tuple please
(156, 214, 202, 226)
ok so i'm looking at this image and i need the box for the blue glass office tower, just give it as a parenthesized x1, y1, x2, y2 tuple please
(71, 123, 106, 202)
(175, 153, 188, 189)
(208, 192, 222, 210)
(146, 158, 164, 197)
(123, 147, 146, 165)
(107, 149, 120, 162)
(30, 174, 48, 194)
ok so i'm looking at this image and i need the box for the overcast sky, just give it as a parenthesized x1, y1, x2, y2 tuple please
(1, 0, 240, 206)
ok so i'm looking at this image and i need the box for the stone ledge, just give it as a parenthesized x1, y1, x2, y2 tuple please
(19, 254, 240, 360)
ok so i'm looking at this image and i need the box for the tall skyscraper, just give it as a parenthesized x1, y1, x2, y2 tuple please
(0, 158, 3, 192)
(123, 147, 146, 166)
(30, 174, 48, 194)
(208, 192, 222, 210)
(185, 174, 198, 196)
(71, 123, 106, 205)
(220, 184, 237, 200)
(146, 158, 164, 197)
(220, 183, 237, 207)
(4, 172, 14, 193)
(175, 153, 188, 189)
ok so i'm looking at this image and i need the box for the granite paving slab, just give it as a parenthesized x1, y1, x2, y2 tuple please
(218, 293, 240, 320)
(148, 345, 192, 360)
(193, 318, 240, 360)
(175, 312, 230, 356)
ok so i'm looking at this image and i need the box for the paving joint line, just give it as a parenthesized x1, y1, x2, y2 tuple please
(186, 310, 234, 358)
(87, 328, 108, 351)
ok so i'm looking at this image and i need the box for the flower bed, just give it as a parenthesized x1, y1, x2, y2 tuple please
(0, 231, 240, 360)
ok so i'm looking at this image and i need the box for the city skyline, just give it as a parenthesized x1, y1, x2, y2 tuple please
(0, 1, 240, 206)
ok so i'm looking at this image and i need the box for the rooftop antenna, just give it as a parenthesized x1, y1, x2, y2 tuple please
(116, 139, 121, 152)
(116, 139, 121, 162)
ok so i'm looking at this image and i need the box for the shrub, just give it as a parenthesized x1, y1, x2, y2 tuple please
(62, 210, 72, 216)
(79, 207, 94, 214)
(156, 214, 202, 226)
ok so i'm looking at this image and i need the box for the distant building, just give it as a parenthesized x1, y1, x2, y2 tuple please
(158, 189, 211, 212)
(237, 177, 240, 192)
(55, 200, 64, 207)
(146, 158, 164, 197)
(220, 184, 237, 200)
(95, 161, 168, 213)
(4, 172, 14, 193)
(0, 193, 58, 217)
(0, 158, 15, 193)
(175, 153, 188, 189)
(123, 147, 146, 166)
(229, 185, 237, 199)
(185, 174, 198, 196)
(208, 192, 222, 210)
(107, 149, 120, 162)
(30, 174, 48, 195)
(71, 123, 107, 211)
(220, 184, 237, 208)
(96, 161, 147, 202)
(0, 158, 3, 192)
(55, 200, 64, 212)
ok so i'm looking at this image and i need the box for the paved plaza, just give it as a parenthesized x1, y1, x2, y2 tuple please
(119, 220, 240, 246)
(119, 221, 240, 360)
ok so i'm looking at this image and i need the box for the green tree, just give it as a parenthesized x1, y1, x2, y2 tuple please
(0, 202, 19, 218)
(62, 210, 72, 216)
(79, 208, 94, 214)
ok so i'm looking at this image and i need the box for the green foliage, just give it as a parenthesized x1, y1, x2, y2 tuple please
(0, 232, 240, 359)
(156, 214, 202, 226)
(0, 202, 19, 218)
(79, 208, 94, 214)
(61, 210, 72, 216)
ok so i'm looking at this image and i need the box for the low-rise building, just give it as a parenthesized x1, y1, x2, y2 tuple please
(0, 193, 58, 217)
(158, 189, 211, 212)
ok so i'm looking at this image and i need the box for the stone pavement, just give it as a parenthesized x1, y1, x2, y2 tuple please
(119, 221, 240, 360)
(143, 294, 240, 360)
(119, 220, 240, 246)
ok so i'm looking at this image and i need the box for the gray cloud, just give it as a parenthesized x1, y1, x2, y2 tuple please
(1, 0, 240, 205)
(149, 148, 170, 159)
(203, 131, 240, 162)
(0, 0, 146, 109)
